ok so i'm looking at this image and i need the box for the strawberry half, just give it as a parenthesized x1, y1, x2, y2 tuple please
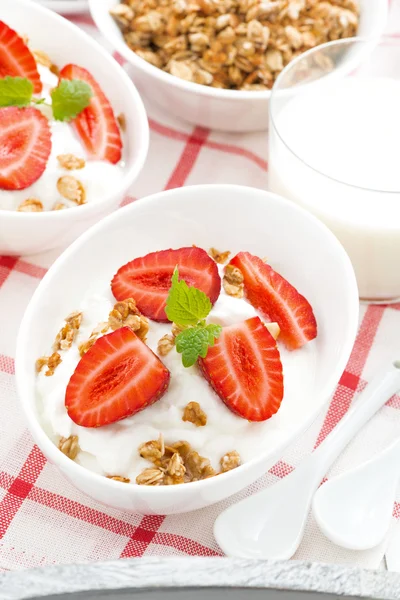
(59, 64, 122, 164)
(111, 247, 221, 322)
(0, 21, 42, 94)
(199, 316, 284, 422)
(65, 327, 170, 428)
(0, 107, 51, 191)
(230, 252, 317, 350)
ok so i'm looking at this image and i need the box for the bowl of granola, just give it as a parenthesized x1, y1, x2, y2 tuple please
(0, 0, 149, 256)
(89, 0, 387, 132)
(16, 184, 359, 514)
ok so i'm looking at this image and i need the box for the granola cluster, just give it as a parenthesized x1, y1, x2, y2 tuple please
(223, 263, 244, 298)
(17, 155, 87, 212)
(110, 0, 359, 91)
(36, 311, 83, 376)
(136, 433, 241, 485)
(157, 321, 185, 356)
(58, 435, 80, 460)
(79, 298, 149, 356)
(182, 401, 207, 426)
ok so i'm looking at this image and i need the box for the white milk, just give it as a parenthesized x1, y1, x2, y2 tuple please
(269, 76, 400, 301)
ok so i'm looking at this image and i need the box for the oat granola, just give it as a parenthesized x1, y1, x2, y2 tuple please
(220, 450, 241, 472)
(157, 333, 175, 356)
(223, 263, 244, 298)
(209, 247, 231, 264)
(36, 352, 62, 377)
(58, 435, 80, 460)
(182, 401, 207, 426)
(136, 467, 165, 485)
(52, 202, 67, 211)
(107, 475, 131, 482)
(111, 0, 359, 90)
(57, 176, 86, 205)
(78, 322, 110, 356)
(53, 311, 83, 352)
(108, 298, 150, 341)
(57, 154, 86, 170)
(136, 436, 227, 486)
(17, 198, 43, 212)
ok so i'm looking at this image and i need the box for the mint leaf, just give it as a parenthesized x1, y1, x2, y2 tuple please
(175, 324, 222, 367)
(165, 267, 212, 326)
(204, 323, 222, 346)
(0, 76, 33, 107)
(175, 327, 209, 367)
(51, 79, 92, 122)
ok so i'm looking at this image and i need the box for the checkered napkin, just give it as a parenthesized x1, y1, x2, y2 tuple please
(1, 2, 400, 573)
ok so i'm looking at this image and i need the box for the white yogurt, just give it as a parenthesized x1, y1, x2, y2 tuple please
(269, 76, 400, 301)
(36, 271, 317, 482)
(0, 65, 124, 211)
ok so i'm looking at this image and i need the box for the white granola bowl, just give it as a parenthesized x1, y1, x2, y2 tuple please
(16, 184, 359, 515)
(89, 0, 388, 132)
(0, 0, 149, 256)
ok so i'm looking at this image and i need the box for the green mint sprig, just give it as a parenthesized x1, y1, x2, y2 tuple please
(51, 79, 92, 121)
(0, 76, 92, 121)
(165, 267, 222, 368)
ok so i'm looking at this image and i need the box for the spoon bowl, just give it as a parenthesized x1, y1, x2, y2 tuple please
(313, 437, 400, 550)
(214, 361, 400, 559)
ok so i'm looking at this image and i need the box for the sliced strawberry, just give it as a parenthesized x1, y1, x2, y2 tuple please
(199, 316, 284, 422)
(59, 64, 122, 164)
(0, 21, 42, 94)
(65, 327, 170, 428)
(0, 107, 51, 191)
(111, 247, 221, 322)
(230, 252, 317, 350)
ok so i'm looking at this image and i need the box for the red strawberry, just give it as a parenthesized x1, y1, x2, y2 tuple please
(0, 21, 42, 94)
(65, 327, 170, 428)
(59, 64, 122, 164)
(199, 316, 284, 422)
(0, 107, 51, 191)
(111, 247, 221, 322)
(230, 252, 317, 350)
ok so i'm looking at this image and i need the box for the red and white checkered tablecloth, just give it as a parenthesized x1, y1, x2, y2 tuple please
(1, 1, 400, 573)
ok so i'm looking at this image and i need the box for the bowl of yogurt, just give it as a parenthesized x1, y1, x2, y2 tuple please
(16, 184, 359, 514)
(0, 0, 149, 256)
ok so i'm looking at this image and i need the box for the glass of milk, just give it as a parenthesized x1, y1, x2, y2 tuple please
(269, 38, 400, 302)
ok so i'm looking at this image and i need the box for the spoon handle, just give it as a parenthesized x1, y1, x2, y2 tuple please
(310, 361, 400, 478)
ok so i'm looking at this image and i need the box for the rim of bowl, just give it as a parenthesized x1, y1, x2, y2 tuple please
(89, 0, 388, 102)
(16, 184, 359, 495)
(270, 35, 400, 195)
(0, 0, 149, 220)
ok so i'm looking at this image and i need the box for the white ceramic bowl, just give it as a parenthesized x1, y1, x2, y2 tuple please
(89, 0, 388, 132)
(34, 0, 89, 15)
(16, 184, 359, 515)
(0, 0, 149, 256)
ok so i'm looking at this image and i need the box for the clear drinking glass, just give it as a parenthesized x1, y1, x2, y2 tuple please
(269, 38, 400, 303)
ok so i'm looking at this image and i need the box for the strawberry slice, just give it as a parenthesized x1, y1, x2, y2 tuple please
(111, 247, 221, 322)
(65, 327, 170, 428)
(0, 107, 51, 191)
(198, 316, 284, 422)
(230, 252, 317, 350)
(59, 64, 122, 164)
(0, 21, 42, 94)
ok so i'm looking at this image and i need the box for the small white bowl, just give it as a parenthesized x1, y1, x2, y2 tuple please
(34, 0, 89, 15)
(89, 0, 388, 132)
(0, 0, 149, 256)
(16, 184, 359, 515)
